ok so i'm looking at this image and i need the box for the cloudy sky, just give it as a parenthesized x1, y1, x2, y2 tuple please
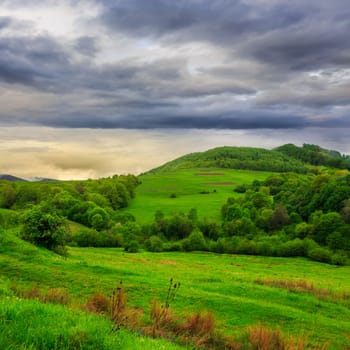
(1, 0, 350, 179)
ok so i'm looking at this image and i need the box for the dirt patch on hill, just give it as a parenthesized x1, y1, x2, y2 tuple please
(129, 257, 151, 264)
(204, 182, 235, 185)
(159, 260, 178, 266)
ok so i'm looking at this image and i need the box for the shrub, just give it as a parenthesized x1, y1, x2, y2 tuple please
(182, 230, 207, 251)
(86, 292, 110, 314)
(73, 228, 100, 247)
(255, 241, 277, 257)
(246, 325, 286, 350)
(44, 288, 70, 305)
(163, 241, 182, 252)
(308, 247, 332, 264)
(331, 252, 348, 266)
(145, 235, 164, 252)
(278, 239, 305, 257)
(182, 311, 215, 339)
(124, 240, 139, 253)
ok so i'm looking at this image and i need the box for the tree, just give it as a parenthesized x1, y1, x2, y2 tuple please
(0, 183, 16, 208)
(271, 203, 290, 230)
(311, 211, 344, 245)
(20, 203, 68, 252)
(182, 230, 207, 251)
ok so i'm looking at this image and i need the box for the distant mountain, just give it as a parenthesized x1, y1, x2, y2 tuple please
(25, 177, 57, 182)
(0, 174, 57, 182)
(0, 174, 27, 182)
(148, 144, 350, 174)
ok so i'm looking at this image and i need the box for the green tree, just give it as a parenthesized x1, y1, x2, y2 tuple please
(311, 212, 344, 245)
(20, 203, 68, 252)
(0, 183, 16, 208)
(271, 203, 290, 230)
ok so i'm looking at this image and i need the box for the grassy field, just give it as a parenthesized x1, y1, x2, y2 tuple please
(1, 229, 349, 349)
(123, 168, 273, 223)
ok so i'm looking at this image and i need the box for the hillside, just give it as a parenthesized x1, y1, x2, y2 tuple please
(148, 144, 350, 174)
(0, 229, 349, 349)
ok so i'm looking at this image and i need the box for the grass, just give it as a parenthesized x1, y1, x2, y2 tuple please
(0, 229, 349, 349)
(0, 294, 187, 350)
(123, 168, 273, 223)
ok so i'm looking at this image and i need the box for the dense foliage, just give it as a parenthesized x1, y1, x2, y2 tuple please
(275, 143, 350, 169)
(150, 146, 311, 174)
(120, 171, 350, 265)
(0, 175, 139, 252)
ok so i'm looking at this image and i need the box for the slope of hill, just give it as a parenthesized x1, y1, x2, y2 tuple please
(148, 144, 350, 175)
(149, 146, 310, 174)
(0, 228, 349, 349)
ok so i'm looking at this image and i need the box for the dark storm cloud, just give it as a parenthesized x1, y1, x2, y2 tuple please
(74, 36, 98, 57)
(246, 24, 350, 71)
(99, 0, 305, 42)
(6, 109, 317, 130)
(1, 0, 350, 133)
(0, 34, 70, 89)
(98, 0, 350, 73)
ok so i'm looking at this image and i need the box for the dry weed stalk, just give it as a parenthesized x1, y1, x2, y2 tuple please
(150, 278, 180, 337)
(111, 281, 127, 328)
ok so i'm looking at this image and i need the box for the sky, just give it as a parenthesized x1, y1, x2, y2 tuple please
(1, 0, 350, 179)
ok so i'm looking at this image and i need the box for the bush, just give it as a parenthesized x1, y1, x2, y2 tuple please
(255, 241, 277, 256)
(73, 228, 100, 247)
(278, 239, 305, 257)
(308, 247, 332, 264)
(86, 292, 110, 314)
(331, 252, 348, 266)
(73, 228, 123, 247)
(182, 230, 207, 251)
(145, 236, 163, 252)
(124, 240, 139, 253)
(163, 241, 182, 252)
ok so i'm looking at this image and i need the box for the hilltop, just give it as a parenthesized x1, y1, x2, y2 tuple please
(148, 143, 350, 174)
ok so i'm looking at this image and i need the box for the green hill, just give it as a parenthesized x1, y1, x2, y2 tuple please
(149, 144, 350, 175)
(149, 146, 310, 174)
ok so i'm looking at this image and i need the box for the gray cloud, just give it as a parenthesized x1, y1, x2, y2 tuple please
(99, 0, 306, 43)
(74, 36, 98, 57)
(0, 0, 349, 141)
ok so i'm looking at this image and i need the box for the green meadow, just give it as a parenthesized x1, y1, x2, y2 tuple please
(124, 168, 273, 223)
(1, 228, 349, 349)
